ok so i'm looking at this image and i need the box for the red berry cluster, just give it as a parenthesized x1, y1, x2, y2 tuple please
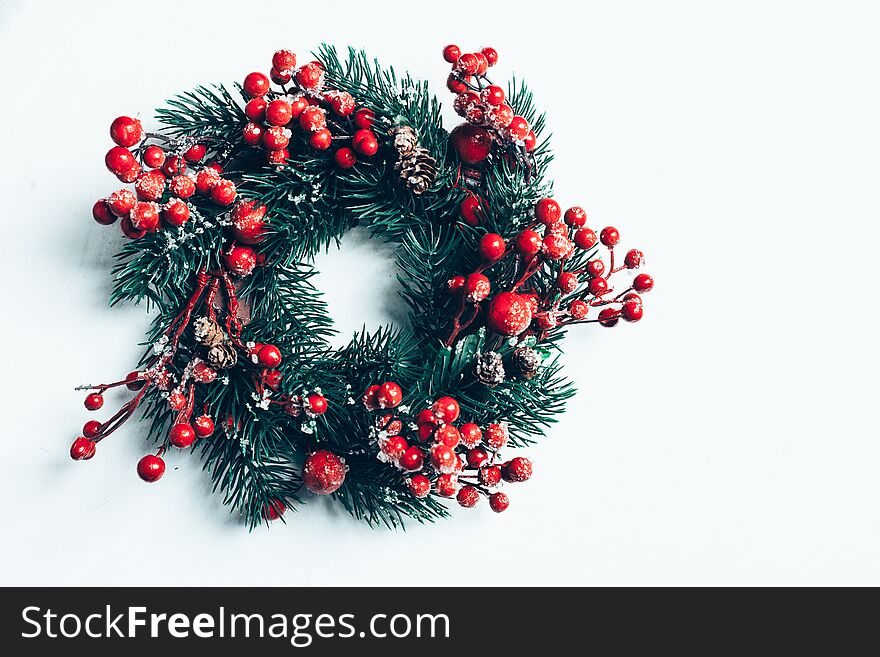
(443, 44, 536, 166)
(241, 49, 379, 168)
(445, 197, 653, 343)
(94, 116, 243, 240)
(362, 383, 531, 512)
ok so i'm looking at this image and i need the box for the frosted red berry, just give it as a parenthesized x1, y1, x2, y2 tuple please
(633, 273, 654, 293)
(489, 491, 510, 513)
(407, 474, 431, 498)
(243, 72, 270, 97)
(600, 226, 620, 247)
(457, 486, 480, 508)
(109, 116, 143, 147)
(377, 381, 404, 409)
(169, 423, 196, 448)
(574, 228, 598, 250)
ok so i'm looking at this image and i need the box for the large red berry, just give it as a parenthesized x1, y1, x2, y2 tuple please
(485, 292, 533, 336)
(335, 147, 357, 169)
(243, 72, 270, 97)
(169, 175, 195, 198)
(450, 123, 492, 164)
(92, 199, 116, 225)
(502, 456, 533, 482)
(105, 146, 136, 176)
(598, 307, 620, 327)
(109, 116, 143, 147)
(543, 234, 574, 261)
(303, 450, 346, 494)
(377, 382, 403, 409)
(588, 277, 608, 296)
(435, 473, 459, 497)
(107, 189, 136, 217)
(70, 437, 96, 461)
(243, 122, 265, 146)
(483, 423, 508, 450)
(466, 447, 490, 469)
(455, 53, 479, 74)
(482, 85, 505, 106)
(169, 423, 196, 448)
(407, 474, 431, 498)
(263, 126, 291, 150)
(569, 299, 589, 320)
(84, 393, 103, 411)
(481, 47, 499, 66)
(223, 244, 257, 276)
(621, 297, 644, 322)
(624, 249, 644, 269)
(459, 423, 483, 448)
(489, 491, 510, 513)
(353, 108, 375, 130)
(479, 465, 502, 487)
(558, 271, 579, 293)
(135, 170, 166, 201)
(162, 198, 189, 227)
(535, 198, 561, 224)
(211, 180, 237, 206)
(245, 97, 267, 121)
(478, 233, 506, 261)
(295, 62, 324, 90)
(305, 393, 328, 415)
(564, 206, 587, 227)
(430, 444, 458, 473)
(129, 202, 160, 232)
(137, 454, 165, 482)
(515, 229, 542, 255)
(508, 116, 530, 140)
(256, 344, 282, 368)
(265, 99, 293, 126)
(432, 396, 460, 423)
(193, 415, 215, 438)
(434, 424, 461, 448)
(633, 273, 654, 293)
(272, 49, 297, 73)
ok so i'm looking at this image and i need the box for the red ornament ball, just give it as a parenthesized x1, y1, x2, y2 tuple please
(450, 123, 492, 164)
(223, 244, 257, 276)
(169, 423, 196, 448)
(303, 450, 347, 495)
(633, 273, 654, 293)
(485, 292, 533, 336)
(478, 233, 506, 261)
(136, 454, 165, 482)
(407, 474, 431, 498)
(193, 415, 215, 438)
(243, 72, 270, 97)
(230, 200, 268, 245)
(377, 381, 404, 409)
(432, 396, 461, 423)
(489, 491, 510, 513)
(84, 393, 104, 411)
(70, 437, 96, 461)
(109, 116, 143, 147)
(457, 486, 480, 508)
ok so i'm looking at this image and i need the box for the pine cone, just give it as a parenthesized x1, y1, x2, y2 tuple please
(475, 351, 506, 387)
(207, 342, 238, 369)
(396, 148, 437, 195)
(193, 316, 225, 347)
(390, 125, 419, 155)
(512, 346, 541, 379)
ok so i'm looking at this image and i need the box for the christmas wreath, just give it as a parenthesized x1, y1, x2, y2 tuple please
(73, 44, 654, 528)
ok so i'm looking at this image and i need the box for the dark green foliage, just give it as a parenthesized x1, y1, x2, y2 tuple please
(109, 44, 582, 530)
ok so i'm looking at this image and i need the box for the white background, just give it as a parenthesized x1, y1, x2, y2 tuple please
(1, 0, 878, 586)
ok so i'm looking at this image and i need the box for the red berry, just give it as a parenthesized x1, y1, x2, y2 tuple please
(243, 122, 265, 146)
(457, 485, 480, 508)
(491, 104, 514, 128)
(256, 344, 282, 368)
(309, 129, 333, 150)
(489, 491, 510, 513)
(265, 99, 293, 126)
(335, 147, 357, 169)
(600, 226, 620, 247)
(598, 308, 620, 327)
(479, 465, 502, 487)
(502, 456, 533, 483)
(447, 275, 466, 293)
(483, 423, 508, 449)
(478, 233, 506, 261)
(508, 116, 530, 140)
(107, 189, 136, 217)
(543, 234, 574, 261)
(624, 249, 644, 269)
(264, 369, 283, 390)
(302, 450, 346, 494)
(430, 444, 458, 473)
(486, 292, 533, 336)
(473, 52, 489, 74)
(481, 47, 499, 66)
(326, 91, 355, 116)
(161, 155, 186, 177)
(621, 298, 644, 322)
(407, 474, 431, 498)
(245, 97, 267, 121)
(70, 437, 95, 461)
(143, 145, 166, 168)
(262, 498, 286, 521)
(459, 193, 487, 226)
(353, 134, 378, 157)
(160, 199, 188, 227)
(447, 74, 470, 93)
(362, 384, 381, 410)
(466, 447, 489, 469)
(135, 454, 165, 482)
(588, 277, 608, 296)
(535, 198, 561, 224)
(267, 148, 290, 165)
(120, 216, 146, 239)
(633, 273, 654, 293)
(515, 229, 542, 255)
(83, 420, 102, 438)
(435, 473, 459, 497)
(432, 396, 460, 423)
(523, 130, 538, 151)
(460, 423, 482, 448)
(415, 409, 440, 427)
(230, 199, 268, 245)
(442, 44, 461, 63)
(377, 381, 403, 409)
(464, 273, 490, 302)
(272, 49, 297, 73)
(559, 271, 578, 293)
(193, 415, 214, 438)
(381, 435, 408, 460)
(92, 199, 116, 225)
(400, 446, 425, 471)
(482, 85, 505, 106)
(564, 206, 587, 227)
(450, 123, 492, 164)
(134, 170, 166, 201)
(569, 299, 589, 320)
(586, 259, 605, 278)
(169, 175, 195, 198)
(263, 125, 290, 150)
(574, 228, 598, 250)
(84, 393, 103, 411)
(195, 168, 221, 195)
(353, 108, 375, 130)
(305, 393, 328, 415)
(295, 62, 324, 90)
(223, 244, 257, 276)
(455, 53, 479, 74)
(211, 179, 237, 206)
(105, 146, 135, 176)
(109, 116, 143, 147)
(243, 72, 270, 97)
(169, 423, 196, 448)
(183, 144, 206, 162)
(434, 424, 461, 448)
(298, 105, 325, 131)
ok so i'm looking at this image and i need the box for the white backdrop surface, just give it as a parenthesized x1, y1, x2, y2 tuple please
(1, 0, 878, 586)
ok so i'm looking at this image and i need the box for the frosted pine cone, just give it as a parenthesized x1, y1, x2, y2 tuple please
(396, 149, 437, 195)
(193, 316, 225, 346)
(207, 342, 238, 369)
(512, 346, 541, 379)
(475, 351, 505, 387)
(390, 125, 419, 154)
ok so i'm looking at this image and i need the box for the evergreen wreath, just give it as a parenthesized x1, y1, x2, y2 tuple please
(73, 44, 655, 529)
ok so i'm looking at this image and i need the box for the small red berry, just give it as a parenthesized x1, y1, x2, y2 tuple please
(569, 299, 589, 320)
(633, 273, 654, 293)
(70, 437, 96, 461)
(162, 155, 186, 177)
(243, 72, 270, 97)
(407, 474, 431, 498)
(265, 99, 293, 126)
(137, 454, 165, 482)
(183, 144, 206, 163)
(442, 44, 461, 63)
(399, 446, 425, 471)
(162, 198, 189, 227)
(464, 273, 490, 302)
(309, 129, 332, 150)
(489, 491, 510, 513)
(430, 444, 458, 473)
(335, 147, 358, 169)
(169, 175, 195, 198)
(263, 499, 286, 521)
(244, 97, 267, 121)
(564, 206, 587, 227)
(362, 384, 381, 410)
(600, 226, 620, 247)
(447, 275, 465, 293)
(256, 344, 282, 368)
(82, 420, 102, 438)
(223, 244, 257, 276)
(105, 146, 136, 176)
(460, 423, 483, 448)
(466, 447, 490, 469)
(84, 393, 103, 411)
(481, 85, 505, 106)
(586, 259, 605, 278)
(193, 415, 214, 438)
(353, 108, 375, 130)
(598, 308, 620, 327)
(143, 145, 166, 168)
(450, 123, 492, 164)
(535, 198, 562, 224)
(431, 397, 460, 424)
(543, 234, 574, 261)
(622, 298, 644, 322)
(107, 189, 136, 217)
(624, 249, 644, 269)
(109, 116, 143, 147)
(588, 277, 609, 296)
(483, 423, 508, 450)
(435, 473, 459, 497)
(169, 423, 196, 448)
(211, 179, 237, 206)
(455, 53, 479, 75)
(267, 148, 290, 165)
(481, 47, 499, 66)
(92, 199, 116, 225)
(574, 228, 598, 250)
(272, 49, 297, 73)
(459, 194, 487, 226)
(508, 116, 530, 140)
(305, 393, 328, 415)
(515, 229, 542, 256)
(434, 424, 461, 448)
(377, 382, 404, 409)
(479, 465, 502, 487)
(457, 486, 480, 508)
(478, 233, 506, 261)
(502, 456, 533, 483)
(558, 271, 578, 293)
